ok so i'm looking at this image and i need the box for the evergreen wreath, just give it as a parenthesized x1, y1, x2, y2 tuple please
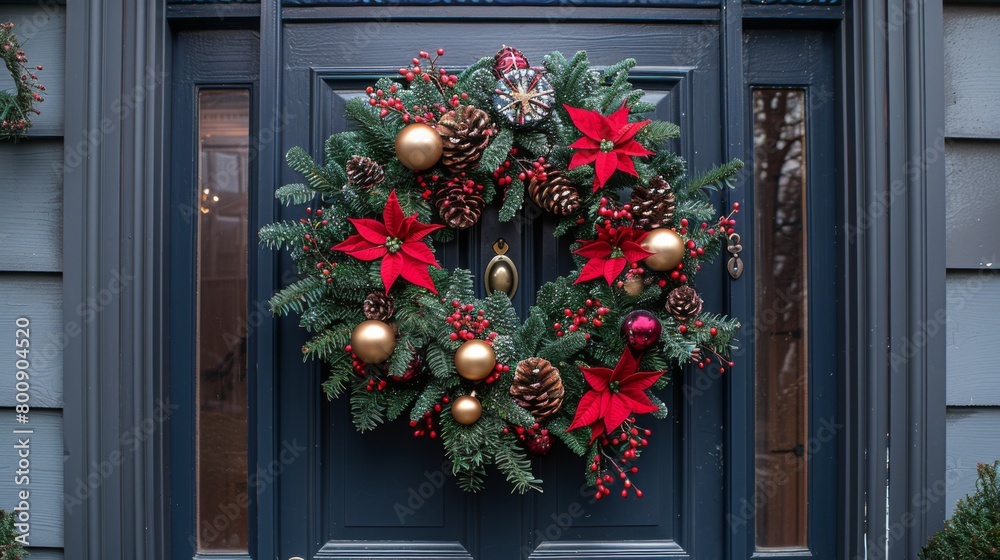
(262, 46, 743, 498)
(0, 21, 45, 141)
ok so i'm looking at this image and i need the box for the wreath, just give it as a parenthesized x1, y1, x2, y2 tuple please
(0, 21, 45, 141)
(261, 46, 743, 498)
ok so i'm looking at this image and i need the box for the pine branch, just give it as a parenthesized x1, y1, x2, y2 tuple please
(275, 183, 317, 206)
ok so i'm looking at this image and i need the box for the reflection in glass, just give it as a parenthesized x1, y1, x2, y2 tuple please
(196, 89, 250, 552)
(752, 89, 809, 550)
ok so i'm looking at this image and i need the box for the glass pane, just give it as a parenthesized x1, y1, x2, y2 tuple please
(752, 88, 809, 550)
(196, 89, 250, 552)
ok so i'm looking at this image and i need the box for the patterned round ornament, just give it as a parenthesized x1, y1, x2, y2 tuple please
(493, 69, 555, 127)
(494, 45, 530, 75)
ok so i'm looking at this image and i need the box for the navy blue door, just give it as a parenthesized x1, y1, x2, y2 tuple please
(271, 10, 730, 560)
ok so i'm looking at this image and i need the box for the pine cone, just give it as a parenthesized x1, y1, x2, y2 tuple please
(528, 166, 581, 216)
(435, 181, 485, 230)
(363, 292, 394, 321)
(630, 175, 676, 230)
(510, 358, 565, 422)
(437, 106, 494, 174)
(666, 285, 703, 322)
(345, 155, 385, 189)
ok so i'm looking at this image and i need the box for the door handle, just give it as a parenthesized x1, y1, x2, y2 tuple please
(485, 238, 518, 299)
(289, 557, 304, 560)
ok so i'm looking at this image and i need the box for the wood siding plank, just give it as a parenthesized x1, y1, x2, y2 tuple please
(0, 409, 63, 548)
(946, 407, 1000, 517)
(0, 142, 63, 272)
(0, 274, 62, 407)
(0, 5, 65, 137)
(945, 140, 1000, 269)
(944, 6, 1000, 138)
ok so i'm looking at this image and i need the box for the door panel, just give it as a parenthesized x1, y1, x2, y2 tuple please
(274, 14, 726, 560)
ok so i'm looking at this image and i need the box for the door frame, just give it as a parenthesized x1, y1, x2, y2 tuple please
(61, 1, 946, 559)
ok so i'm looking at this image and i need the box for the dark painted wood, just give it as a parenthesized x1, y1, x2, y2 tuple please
(282, 0, 719, 6)
(945, 272, 1000, 405)
(945, 407, 1000, 517)
(0, 143, 64, 272)
(62, 0, 170, 558)
(0, 274, 62, 407)
(943, 6, 1000, 139)
(0, 409, 63, 547)
(281, 5, 720, 22)
(945, 140, 1000, 269)
(0, 6, 65, 137)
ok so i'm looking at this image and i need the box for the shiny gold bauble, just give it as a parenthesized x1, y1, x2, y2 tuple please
(623, 276, 645, 296)
(641, 228, 686, 272)
(350, 319, 397, 364)
(394, 123, 443, 171)
(451, 395, 483, 425)
(454, 339, 496, 381)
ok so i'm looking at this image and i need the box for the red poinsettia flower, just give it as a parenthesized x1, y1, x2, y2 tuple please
(332, 190, 444, 294)
(565, 103, 654, 191)
(573, 226, 653, 285)
(567, 349, 665, 443)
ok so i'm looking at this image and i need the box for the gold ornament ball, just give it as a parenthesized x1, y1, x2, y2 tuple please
(395, 123, 443, 171)
(451, 395, 483, 425)
(454, 339, 496, 381)
(350, 319, 397, 364)
(623, 276, 645, 296)
(641, 228, 686, 272)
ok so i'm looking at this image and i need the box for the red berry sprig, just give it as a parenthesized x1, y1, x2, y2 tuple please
(397, 48, 458, 90)
(588, 416, 653, 499)
(446, 301, 498, 342)
(409, 394, 450, 438)
(553, 298, 608, 340)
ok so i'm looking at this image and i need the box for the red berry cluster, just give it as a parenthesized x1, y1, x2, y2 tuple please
(492, 147, 520, 187)
(426, 174, 485, 202)
(689, 345, 734, 373)
(446, 301, 497, 342)
(397, 48, 457, 87)
(409, 394, 451, 438)
(484, 362, 509, 385)
(553, 299, 608, 340)
(503, 423, 551, 455)
(589, 417, 653, 499)
(597, 196, 634, 227)
(717, 202, 740, 235)
(298, 207, 338, 282)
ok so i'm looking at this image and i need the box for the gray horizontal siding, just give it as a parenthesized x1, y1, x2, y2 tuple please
(944, 5, 1000, 138)
(945, 407, 1000, 517)
(944, 140, 1000, 269)
(946, 271, 1000, 406)
(0, 142, 64, 272)
(0, 5, 65, 137)
(0, 409, 63, 548)
(0, 274, 62, 408)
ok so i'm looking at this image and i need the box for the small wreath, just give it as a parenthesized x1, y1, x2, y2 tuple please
(262, 46, 743, 498)
(0, 21, 45, 141)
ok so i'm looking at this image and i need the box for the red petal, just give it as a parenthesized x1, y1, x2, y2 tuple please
(608, 103, 630, 132)
(563, 104, 613, 140)
(603, 257, 627, 285)
(567, 390, 603, 431)
(345, 245, 390, 261)
(383, 191, 405, 237)
(623, 392, 660, 415)
(569, 136, 601, 150)
(614, 138, 654, 157)
(401, 241, 440, 266)
(611, 349, 639, 381)
(593, 151, 618, 191)
(621, 240, 654, 263)
(588, 422, 605, 443)
(616, 152, 640, 178)
(573, 240, 612, 259)
(581, 365, 613, 392)
(603, 394, 633, 435)
(614, 119, 652, 144)
(574, 258, 607, 284)
(569, 148, 599, 170)
(349, 217, 390, 244)
(380, 253, 403, 292)
(332, 234, 374, 254)
(620, 369, 666, 393)
(405, 220, 445, 242)
(399, 261, 438, 293)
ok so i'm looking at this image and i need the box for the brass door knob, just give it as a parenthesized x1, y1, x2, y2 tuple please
(484, 238, 518, 299)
